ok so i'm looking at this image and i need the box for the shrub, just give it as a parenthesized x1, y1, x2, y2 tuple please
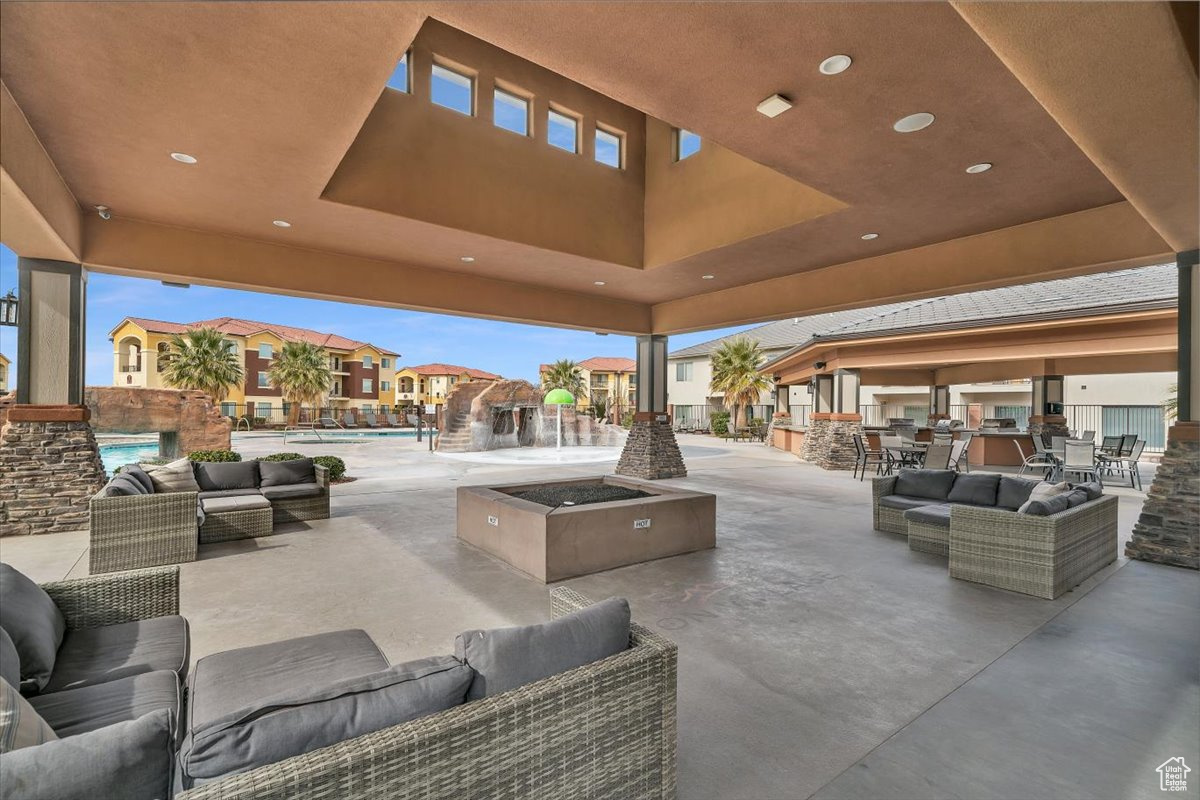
(256, 452, 306, 462)
(188, 449, 241, 463)
(621, 409, 634, 429)
(313, 455, 346, 481)
(711, 411, 731, 435)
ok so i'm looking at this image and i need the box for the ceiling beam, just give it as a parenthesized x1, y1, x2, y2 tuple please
(953, 1, 1199, 252)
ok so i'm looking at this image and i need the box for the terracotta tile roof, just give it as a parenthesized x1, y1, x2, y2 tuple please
(402, 363, 500, 379)
(539, 357, 636, 373)
(118, 316, 399, 355)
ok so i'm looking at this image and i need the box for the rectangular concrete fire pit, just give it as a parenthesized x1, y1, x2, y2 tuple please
(456, 476, 716, 583)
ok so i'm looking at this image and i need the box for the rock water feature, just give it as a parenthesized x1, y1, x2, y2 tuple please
(436, 379, 626, 453)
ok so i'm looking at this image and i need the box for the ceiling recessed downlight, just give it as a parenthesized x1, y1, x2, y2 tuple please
(861, 233, 879, 240)
(966, 162, 993, 174)
(818, 55, 853, 75)
(701, 274, 715, 280)
(892, 112, 935, 133)
(170, 152, 197, 164)
(756, 94, 793, 118)
(460, 256, 475, 263)
(594, 281, 606, 286)
(272, 219, 291, 228)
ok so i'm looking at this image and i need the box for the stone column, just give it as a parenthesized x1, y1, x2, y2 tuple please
(804, 370, 863, 470)
(616, 335, 686, 479)
(1126, 250, 1199, 569)
(801, 374, 835, 462)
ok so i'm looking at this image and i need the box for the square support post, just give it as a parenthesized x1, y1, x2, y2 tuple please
(616, 335, 686, 479)
(16, 258, 87, 406)
(1028, 374, 1068, 438)
(929, 384, 951, 421)
(812, 374, 835, 414)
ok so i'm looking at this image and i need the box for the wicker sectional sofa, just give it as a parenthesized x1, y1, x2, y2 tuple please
(89, 458, 331, 574)
(0, 565, 678, 800)
(872, 470, 1118, 599)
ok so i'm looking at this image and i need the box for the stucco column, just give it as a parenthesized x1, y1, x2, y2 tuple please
(929, 384, 951, 422)
(15, 258, 86, 406)
(616, 335, 686, 479)
(1027, 374, 1069, 438)
(1126, 250, 1199, 569)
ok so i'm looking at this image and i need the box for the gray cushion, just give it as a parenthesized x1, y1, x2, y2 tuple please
(1073, 481, 1104, 501)
(902, 503, 953, 528)
(145, 458, 201, 494)
(200, 495, 271, 514)
(1021, 494, 1073, 517)
(1064, 488, 1090, 508)
(0, 564, 66, 694)
(946, 473, 1001, 507)
(260, 482, 322, 501)
(0, 709, 175, 800)
(193, 460, 259, 492)
(0, 627, 19, 689)
(893, 469, 957, 501)
(996, 476, 1042, 510)
(197, 488, 262, 500)
(180, 655, 470, 786)
(878, 495, 947, 511)
(122, 464, 156, 494)
(187, 629, 388, 728)
(29, 670, 180, 739)
(44, 615, 189, 694)
(258, 458, 316, 488)
(456, 597, 630, 701)
(103, 473, 149, 497)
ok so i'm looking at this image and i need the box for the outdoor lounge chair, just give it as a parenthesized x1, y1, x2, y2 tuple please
(386, 412, 401, 427)
(1015, 438, 1054, 478)
(317, 417, 340, 429)
(341, 411, 358, 428)
(362, 411, 382, 428)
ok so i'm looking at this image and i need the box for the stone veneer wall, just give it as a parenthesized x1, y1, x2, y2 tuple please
(0, 420, 107, 536)
(1027, 415, 1071, 440)
(616, 419, 687, 479)
(801, 417, 829, 463)
(817, 418, 863, 471)
(1126, 422, 1199, 569)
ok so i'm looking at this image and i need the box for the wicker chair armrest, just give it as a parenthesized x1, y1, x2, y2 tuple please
(951, 495, 1119, 539)
(871, 475, 898, 502)
(90, 491, 198, 527)
(41, 565, 180, 629)
(313, 463, 329, 489)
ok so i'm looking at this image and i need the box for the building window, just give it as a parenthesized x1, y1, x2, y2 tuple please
(675, 362, 694, 381)
(387, 51, 410, 93)
(449, 376, 458, 385)
(595, 126, 623, 168)
(220, 402, 235, 417)
(432, 62, 473, 116)
(676, 129, 701, 161)
(493, 88, 530, 136)
(222, 340, 237, 356)
(381, 381, 391, 391)
(258, 371, 269, 388)
(362, 355, 373, 368)
(548, 108, 579, 153)
(362, 378, 374, 394)
(258, 343, 273, 359)
(381, 358, 390, 369)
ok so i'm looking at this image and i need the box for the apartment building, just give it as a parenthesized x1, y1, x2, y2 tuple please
(109, 317, 399, 417)
(394, 363, 501, 411)
(0, 353, 10, 394)
(538, 357, 636, 420)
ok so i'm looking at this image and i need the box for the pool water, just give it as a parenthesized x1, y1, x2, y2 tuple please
(99, 442, 161, 474)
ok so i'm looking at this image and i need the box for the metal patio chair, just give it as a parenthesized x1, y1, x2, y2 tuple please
(853, 434, 887, 481)
(922, 443, 953, 470)
(1061, 440, 1099, 483)
(1015, 438, 1054, 478)
(1107, 439, 1147, 490)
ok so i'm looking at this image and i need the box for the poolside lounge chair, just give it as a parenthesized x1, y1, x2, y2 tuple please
(341, 411, 358, 428)
(386, 412, 401, 427)
(317, 417, 340, 429)
(362, 411, 382, 428)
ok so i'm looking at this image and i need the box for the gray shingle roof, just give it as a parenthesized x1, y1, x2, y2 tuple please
(671, 263, 1176, 360)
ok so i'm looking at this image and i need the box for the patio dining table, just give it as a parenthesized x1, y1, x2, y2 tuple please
(885, 443, 927, 470)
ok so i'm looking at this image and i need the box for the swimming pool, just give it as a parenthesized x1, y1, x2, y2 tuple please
(278, 428, 436, 444)
(98, 442, 161, 474)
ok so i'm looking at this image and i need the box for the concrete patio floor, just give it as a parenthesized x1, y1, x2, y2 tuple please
(2, 435, 1195, 800)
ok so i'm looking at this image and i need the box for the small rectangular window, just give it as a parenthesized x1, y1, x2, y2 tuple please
(675, 362, 693, 381)
(381, 358, 390, 369)
(258, 343, 273, 359)
(676, 129, 701, 161)
(595, 126, 623, 168)
(387, 51, 410, 93)
(432, 63, 473, 116)
(548, 108, 579, 154)
(257, 371, 269, 388)
(362, 355, 373, 368)
(381, 381, 391, 391)
(363, 378, 374, 393)
(493, 88, 529, 136)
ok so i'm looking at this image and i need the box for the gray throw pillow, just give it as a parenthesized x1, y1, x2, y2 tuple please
(1021, 494, 1072, 516)
(0, 677, 58, 752)
(122, 464, 156, 494)
(1065, 488, 1090, 508)
(996, 476, 1042, 510)
(0, 628, 19, 689)
(104, 473, 149, 497)
(193, 461, 259, 492)
(1017, 481, 1070, 514)
(257, 459, 315, 488)
(0, 564, 66, 693)
(0, 709, 173, 800)
(456, 597, 630, 701)
(180, 655, 471, 786)
(1073, 481, 1104, 501)
(946, 473, 1001, 506)
(145, 458, 201, 494)
(894, 470, 957, 501)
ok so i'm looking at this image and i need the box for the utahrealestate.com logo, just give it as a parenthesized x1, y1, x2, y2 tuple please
(1157, 757, 1191, 792)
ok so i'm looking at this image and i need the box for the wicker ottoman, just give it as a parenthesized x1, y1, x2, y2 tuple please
(907, 520, 950, 556)
(200, 496, 274, 544)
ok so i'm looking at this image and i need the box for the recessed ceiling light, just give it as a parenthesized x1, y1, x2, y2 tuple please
(460, 256, 475, 263)
(893, 112, 935, 133)
(272, 219, 291, 228)
(818, 55, 853, 75)
(861, 233, 879, 240)
(965, 162, 993, 174)
(756, 94, 793, 118)
(594, 280, 606, 286)
(701, 274, 715, 280)
(170, 152, 197, 164)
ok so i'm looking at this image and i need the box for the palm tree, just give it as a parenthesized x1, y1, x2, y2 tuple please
(710, 337, 772, 431)
(161, 327, 244, 403)
(268, 341, 332, 425)
(540, 359, 588, 402)
(1165, 383, 1178, 421)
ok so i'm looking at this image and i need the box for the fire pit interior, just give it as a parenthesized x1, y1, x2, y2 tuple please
(457, 476, 716, 583)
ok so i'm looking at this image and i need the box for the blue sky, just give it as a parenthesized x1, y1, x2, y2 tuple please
(0, 244, 752, 387)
